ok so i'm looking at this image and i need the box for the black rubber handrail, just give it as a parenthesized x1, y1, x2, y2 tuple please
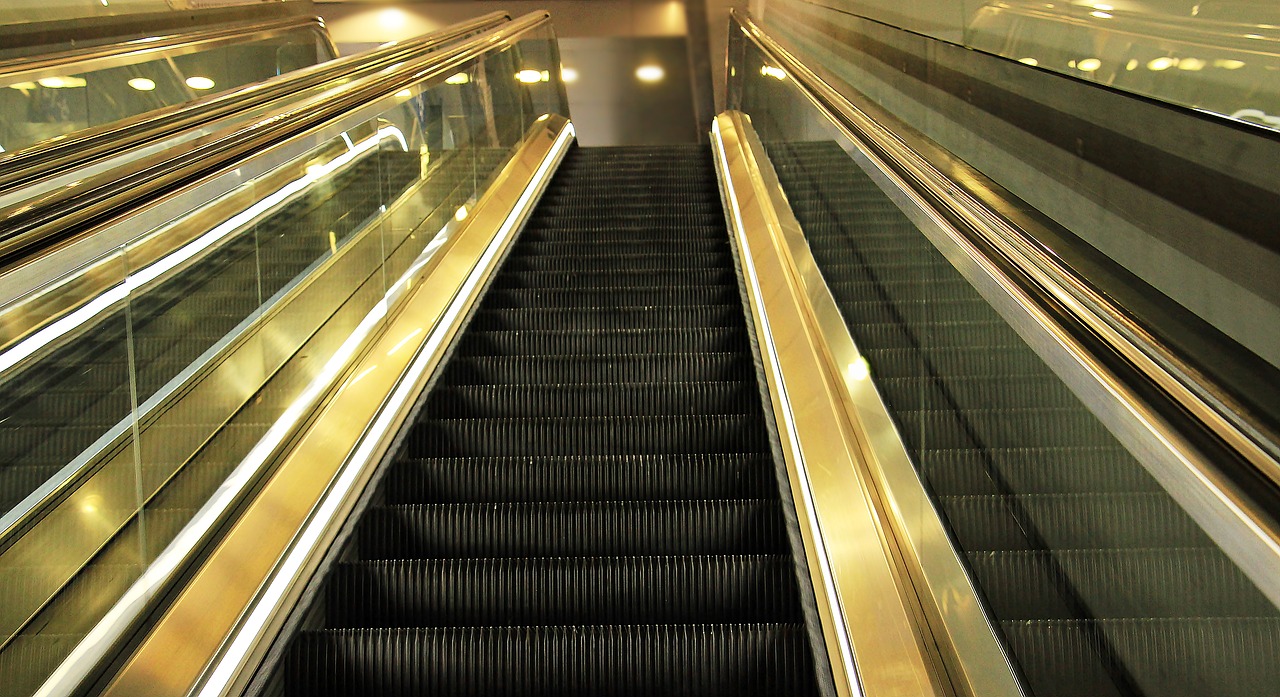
(0, 10, 509, 194)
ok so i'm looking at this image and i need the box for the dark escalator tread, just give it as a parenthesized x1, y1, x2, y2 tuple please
(969, 548, 1276, 619)
(285, 624, 818, 697)
(409, 414, 770, 456)
(357, 500, 788, 557)
(480, 285, 738, 309)
(423, 382, 757, 418)
(324, 556, 802, 626)
(1003, 618, 1280, 697)
(382, 453, 778, 503)
(440, 353, 752, 385)
(491, 267, 736, 289)
(467, 305, 743, 331)
(456, 327, 748, 356)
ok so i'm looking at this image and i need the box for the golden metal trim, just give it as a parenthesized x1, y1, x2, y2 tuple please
(712, 111, 949, 697)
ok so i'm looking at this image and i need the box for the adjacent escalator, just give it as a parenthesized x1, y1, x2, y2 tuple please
(276, 144, 824, 696)
(765, 140, 1280, 697)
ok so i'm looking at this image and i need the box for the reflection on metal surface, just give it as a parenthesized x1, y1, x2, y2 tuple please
(713, 111, 946, 697)
(127, 77, 156, 91)
(99, 116, 574, 697)
(185, 76, 215, 90)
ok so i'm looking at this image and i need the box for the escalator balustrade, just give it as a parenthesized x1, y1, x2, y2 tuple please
(766, 139, 1280, 697)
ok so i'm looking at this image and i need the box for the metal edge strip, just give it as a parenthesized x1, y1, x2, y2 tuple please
(731, 10, 1280, 611)
(81, 116, 573, 697)
(712, 110, 947, 697)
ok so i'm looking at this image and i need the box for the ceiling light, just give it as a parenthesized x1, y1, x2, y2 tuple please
(1125, 59, 1138, 70)
(1090, 10, 1112, 18)
(1018, 57, 1039, 66)
(516, 69, 543, 84)
(560, 67, 579, 83)
(185, 76, 215, 90)
(1177, 57, 1206, 71)
(445, 72, 470, 85)
(7, 81, 37, 90)
(128, 77, 156, 91)
(636, 64, 664, 82)
(760, 65, 787, 80)
(1077, 58, 1102, 71)
(1214, 59, 1246, 70)
(395, 89, 412, 98)
(379, 8, 406, 29)
(1147, 57, 1176, 71)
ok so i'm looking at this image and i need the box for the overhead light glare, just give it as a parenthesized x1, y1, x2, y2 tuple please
(760, 65, 787, 80)
(395, 89, 412, 98)
(379, 8, 407, 29)
(455, 205, 468, 221)
(445, 72, 470, 85)
(560, 67, 579, 83)
(1018, 57, 1039, 66)
(635, 64, 665, 83)
(1147, 57, 1176, 71)
(39, 76, 87, 88)
(185, 76, 215, 90)
(1090, 10, 1112, 18)
(1125, 59, 1139, 70)
(1177, 57, 1206, 71)
(1092, 3, 1113, 10)
(128, 77, 156, 91)
(1214, 59, 1246, 70)
(516, 69, 543, 84)
(1077, 58, 1102, 71)
(8, 81, 37, 90)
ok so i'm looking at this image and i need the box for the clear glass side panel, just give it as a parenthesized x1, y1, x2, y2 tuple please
(0, 23, 569, 694)
(734, 36, 1280, 697)
(0, 25, 330, 156)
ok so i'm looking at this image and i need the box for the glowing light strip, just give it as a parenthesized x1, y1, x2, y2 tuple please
(196, 122, 575, 697)
(713, 120, 864, 697)
(0, 127, 407, 380)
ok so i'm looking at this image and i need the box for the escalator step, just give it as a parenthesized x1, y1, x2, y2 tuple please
(285, 624, 816, 697)
(324, 556, 801, 626)
(441, 354, 751, 385)
(357, 500, 788, 557)
(970, 548, 1276, 619)
(423, 382, 756, 418)
(491, 268, 736, 289)
(409, 415, 769, 456)
(382, 453, 777, 503)
(456, 327, 748, 356)
(467, 306, 741, 331)
(480, 286, 737, 309)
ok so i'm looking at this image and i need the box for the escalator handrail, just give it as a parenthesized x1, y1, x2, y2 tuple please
(0, 11, 549, 270)
(0, 13, 329, 81)
(730, 10, 1280, 598)
(0, 10, 509, 194)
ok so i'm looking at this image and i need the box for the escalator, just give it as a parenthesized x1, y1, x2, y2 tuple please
(274, 144, 825, 696)
(766, 140, 1280, 697)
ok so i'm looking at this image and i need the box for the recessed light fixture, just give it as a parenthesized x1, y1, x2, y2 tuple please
(1018, 57, 1039, 66)
(128, 77, 156, 91)
(446, 73, 470, 85)
(635, 64, 664, 82)
(185, 76, 215, 90)
(516, 69, 544, 84)
(1077, 58, 1102, 71)
(39, 76, 87, 88)
(560, 67, 579, 83)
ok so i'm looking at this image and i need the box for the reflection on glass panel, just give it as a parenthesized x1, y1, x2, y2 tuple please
(961, 0, 1280, 130)
(0, 26, 331, 156)
(735, 35, 1280, 697)
(0, 19, 569, 694)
